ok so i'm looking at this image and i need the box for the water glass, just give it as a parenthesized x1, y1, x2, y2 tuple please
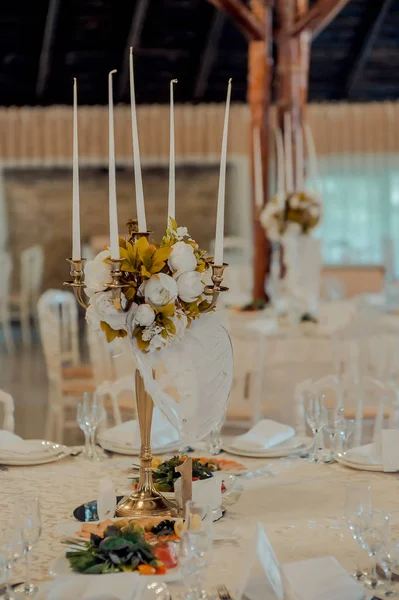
(0, 521, 24, 600)
(379, 540, 399, 596)
(344, 482, 372, 580)
(305, 391, 327, 463)
(360, 510, 390, 590)
(336, 418, 356, 454)
(203, 422, 224, 456)
(13, 496, 42, 597)
(323, 401, 344, 462)
(179, 501, 214, 600)
(77, 392, 104, 460)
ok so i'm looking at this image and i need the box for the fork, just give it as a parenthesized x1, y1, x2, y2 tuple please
(217, 584, 234, 599)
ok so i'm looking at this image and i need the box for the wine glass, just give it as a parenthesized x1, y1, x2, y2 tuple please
(360, 510, 390, 590)
(305, 391, 327, 463)
(179, 501, 214, 600)
(379, 540, 399, 597)
(322, 400, 344, 462)
(0, 521, 24, 600)
(13, 496, 42, 597)
(344, 482, 372, 580)
(77, 392, 104, 460)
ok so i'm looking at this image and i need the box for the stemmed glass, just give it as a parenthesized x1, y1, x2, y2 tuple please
(179, 501, 214, 600)
(0, 522, 23, 600)
(305, 391, 327, 463)
(344, 482, 372, 580)
(13, 496, 42, 597)
(379, 540, 399, 597)
(77, 392, 104, 460)
(359, 510, 390, 590)
(322, 399, 344, 462)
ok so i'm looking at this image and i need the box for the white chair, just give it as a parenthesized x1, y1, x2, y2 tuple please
(0, 251, 14, 353)
(96, 375, 136, 426)
(0, 389, 15, 432)
(294, 374, 398, 446)
(9, 245, 44, 346)
(38, 290, 96, 443)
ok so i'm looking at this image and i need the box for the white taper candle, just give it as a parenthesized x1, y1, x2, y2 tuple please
(304, 124, 321, 192)
(168, 79, 178, 224)
(214, 78, 232, 267)
(108, 69, 120, 260)
(253, 126, 263, 208)
(274, 128, 285, 195)
(129, 48, 147, 232)
(284, 112, 294, 193)
(72, 78, 81, 260)
(295, 124, 304, 191)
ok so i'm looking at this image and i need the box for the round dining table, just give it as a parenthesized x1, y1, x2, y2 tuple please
(2, 451, 399, 597)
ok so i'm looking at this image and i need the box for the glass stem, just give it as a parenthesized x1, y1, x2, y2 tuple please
(370, 554, 377, 586)
(329, 433, 336, 461)
(84, 431, 91, 458)
(386, 568, 393, 594)
(89, 429, 96, 457)
(6, 563, 13, 599)
(25, 549, 31, 593)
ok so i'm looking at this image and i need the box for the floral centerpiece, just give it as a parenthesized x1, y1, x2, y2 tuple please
(85, 219, 213, 353)
(260, 190, 322, 242)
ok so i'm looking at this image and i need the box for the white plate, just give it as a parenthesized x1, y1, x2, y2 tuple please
(335, 454, 383, 472)
(0, 440, 70, 465)
(49, 554, 181, 582)
(223, 436, 313, 458)
(98, 438, 180, 456)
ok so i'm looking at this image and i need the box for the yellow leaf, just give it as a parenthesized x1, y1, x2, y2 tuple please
(121, 260, 135, 272)
(168, 217, 178, 231)
(135, 236, 150, 259)
(137, 334, 150, 352)
(119, 237, 127, 249)
(163, 317, 176, 335)
(154, 246, 172, 263)
(100, 321, 127, 343)
(141, 265, 152, 279)
(124, 286, 136, 301)
(155, 303, 175, 317)
(150, 260, 166, 274)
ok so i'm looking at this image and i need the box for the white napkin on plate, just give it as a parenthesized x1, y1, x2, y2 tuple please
(0, 430, 23, 448)
(344, 443, 381, 465)
(282, 556, 364, 600)
(101, 408, 179, 449)
(231, 420, 295, 452)
(38, 573, 144, 600)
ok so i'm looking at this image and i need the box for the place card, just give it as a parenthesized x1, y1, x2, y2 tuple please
(239, 523, 284, 600)
(97, 477, 116, 520)
(381, 429, 399, 472)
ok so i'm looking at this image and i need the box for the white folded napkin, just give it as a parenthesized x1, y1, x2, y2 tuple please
(101, 408, 179, 449)
(345, 443, 381, 465)
(231, 420, 295, 452)
(97, 477, 116, 521)
(0, 430, 23, 449)
(282, 556, 363, 600)
(38, 573, 144, 600)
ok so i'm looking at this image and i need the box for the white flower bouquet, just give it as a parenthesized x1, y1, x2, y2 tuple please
(85, 219, 212, 353)
(260, 190, 322, 241)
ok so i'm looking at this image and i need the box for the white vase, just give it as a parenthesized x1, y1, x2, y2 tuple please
(282, 234, 322, 318)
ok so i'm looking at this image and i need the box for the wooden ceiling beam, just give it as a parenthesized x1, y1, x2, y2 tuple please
(36, 0, 61, 98)
(207, 0, 265, 41)
(194, 10, 226, 100)
(118, 0, 150, 99)
(345, 0, 394, 99)
(290, 0, 350, 40)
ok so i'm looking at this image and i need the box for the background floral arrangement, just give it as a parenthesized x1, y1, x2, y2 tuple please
(260, 191, 322, 241)
(85, 219, 212, 353)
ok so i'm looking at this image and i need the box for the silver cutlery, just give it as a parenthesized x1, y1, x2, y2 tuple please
(217, 584, 234, 600)
(0, 581, 24, 596)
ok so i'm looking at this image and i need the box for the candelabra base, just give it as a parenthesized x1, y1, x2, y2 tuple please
(115, 488, 177, 518)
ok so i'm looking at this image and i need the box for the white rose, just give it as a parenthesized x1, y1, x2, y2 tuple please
(176, 226, 188, 240)
(309, 206, 319, 218)
(168, 241, 197, 276)
(136, 304, 156, 327)
(87, 290, 126, 332)
(177, 271, 205, 302)
(172, 312, 188, 340)
(144, 273, 178, 307)
(289, 194, 300, 209)
(84, 250, 112, 298)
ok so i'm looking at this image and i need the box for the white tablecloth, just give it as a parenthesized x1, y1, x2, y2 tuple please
(2, 452, 399, 595)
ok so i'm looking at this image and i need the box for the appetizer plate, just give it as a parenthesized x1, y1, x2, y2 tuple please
(223, 436, 313, 459)
(0, 440, 70, 466)
(49, 555, 181, 582)
(335, 454, 383, 472)
(97, 438, 180, 457)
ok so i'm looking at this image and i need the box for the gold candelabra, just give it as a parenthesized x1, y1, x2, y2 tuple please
(64, 225, 228, 518)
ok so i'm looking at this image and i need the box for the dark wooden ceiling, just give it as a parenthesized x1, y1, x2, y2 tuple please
(0, 0, 398, 106)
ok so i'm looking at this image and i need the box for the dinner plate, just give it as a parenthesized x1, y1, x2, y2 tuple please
(335, 454, 383, 472)
(223, 436, 313, 458)
(0, 440, 70, 466)
(97, 437, 180, 456)
(49, 554, 181, 582)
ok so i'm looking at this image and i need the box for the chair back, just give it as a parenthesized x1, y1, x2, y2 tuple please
(38, 290, 80, 380)
(20, 245, 44, 304)
(86, 326, 115, 385)
(0, 389, 15, 432)
(0, 251, 12, 302)
(295, 374, 397, 446)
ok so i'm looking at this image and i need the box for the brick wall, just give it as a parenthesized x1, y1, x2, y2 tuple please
(5, 165, 225, 291)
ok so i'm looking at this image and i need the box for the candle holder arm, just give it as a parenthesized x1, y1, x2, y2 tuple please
(199, 262, 229, 314)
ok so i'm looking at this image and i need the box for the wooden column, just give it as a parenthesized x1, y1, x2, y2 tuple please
(248, 0, 273, 302)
